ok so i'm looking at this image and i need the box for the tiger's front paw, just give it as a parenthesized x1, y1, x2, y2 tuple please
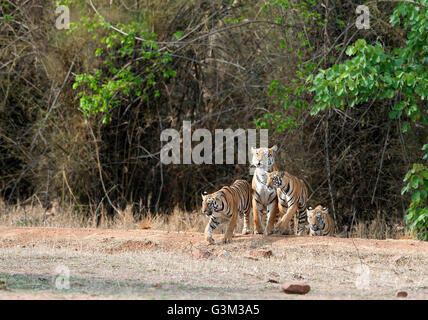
(242, 228, 251, 235)
(206, 236, 215, 245)
(276, 229, 290, 235)
(264, 225, 275, 235)
(254, 230, 263, 235)
(222, 237, 232, 244)
(273, 225, 288, 235)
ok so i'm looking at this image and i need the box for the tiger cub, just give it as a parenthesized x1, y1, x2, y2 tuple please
(265, 171, 308, 235)
(307, 205, 334, 236)
(201, 180, 251, 244)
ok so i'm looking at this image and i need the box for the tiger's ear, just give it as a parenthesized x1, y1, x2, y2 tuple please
(251, 146, 257, 154)
(270, 145, 278, 153)
(322, 206, 328, 212)
(216, 191, 223, 200)
(201, 191, 208, 200)
(308, 206, 313, 210)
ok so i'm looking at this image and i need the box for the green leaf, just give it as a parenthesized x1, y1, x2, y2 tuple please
(345, 46, 356, 56)
(412, 190, 420, 202)
(402, 121, 410, 133)
(173, 30, 183, 39)
(95, 48, 103, 56)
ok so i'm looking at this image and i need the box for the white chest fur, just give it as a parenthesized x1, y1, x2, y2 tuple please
(254, 168, 275, 203)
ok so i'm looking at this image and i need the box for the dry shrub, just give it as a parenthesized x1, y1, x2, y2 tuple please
(349, 214, 408, 240)
(0, 199, 91, 228)
(138, 214, 153, 230)
(147, 206, 207, 233)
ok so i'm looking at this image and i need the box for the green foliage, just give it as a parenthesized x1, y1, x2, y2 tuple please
(261, 0, 322, 24)
(173, 30, 183, 39)
(308, 36, 427, 121)
(306, 0, 428, 239)
(1, 0, 14, 21)
(64, 2, 176, 123)
(402, 162, 428, 240)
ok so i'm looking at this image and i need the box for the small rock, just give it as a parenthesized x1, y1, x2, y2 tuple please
(292, 273, 305, 280)
(152, 283, 162, 288)
(219, 250, 231, 259)
(395, 290, 408, 298)
(249, 249, 273, 259)
(267, 279, 279, 284)
(192, 247, 212, 259)
(281, 282, 311, 295)
(0, 279, 7, 290)
(392, 255, 409, 266)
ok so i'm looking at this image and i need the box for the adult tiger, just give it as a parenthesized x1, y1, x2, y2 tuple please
(201, 179, 251, 244)
(251, 145, 279, 235)
(265, 170, 308, 235)
(307, 205, 334, 236)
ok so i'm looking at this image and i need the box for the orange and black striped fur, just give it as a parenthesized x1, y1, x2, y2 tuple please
(251, 146, 279, 235)
(307, 205, 334, 236)
(265, 171, 308, 235)
(201, 180, 251, 244)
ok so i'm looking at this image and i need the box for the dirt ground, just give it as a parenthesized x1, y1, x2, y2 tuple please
(0, 225, 427, 300)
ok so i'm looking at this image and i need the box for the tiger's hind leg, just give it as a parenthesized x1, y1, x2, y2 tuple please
(241, 205, 251, 235)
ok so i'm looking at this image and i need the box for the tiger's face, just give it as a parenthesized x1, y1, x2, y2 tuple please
(201, 191, 223, 218)
(307, 205, 328, 231)
(265, 171, 284, 189)
(251, 145, 278, 171)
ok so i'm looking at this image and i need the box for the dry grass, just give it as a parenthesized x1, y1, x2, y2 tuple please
(0, 200, 230, 234)
(349, 214, 407, 240)
(0, 200, 411, 240)
(0, 200, 92, 229)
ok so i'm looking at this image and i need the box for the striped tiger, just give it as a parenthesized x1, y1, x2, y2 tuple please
(201, 179, 251, 244)
(265, 171, 308, 235)
(307, 205, 334, 236)
(251, 145, 279, 235)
